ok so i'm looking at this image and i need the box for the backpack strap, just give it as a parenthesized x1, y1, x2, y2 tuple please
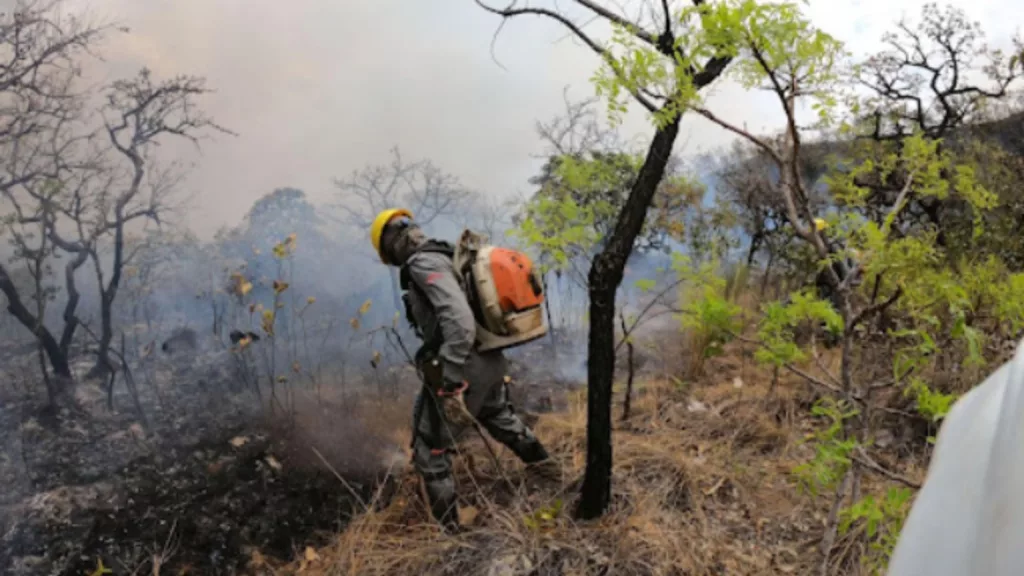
(398, 240, 455, 293)
(399, 240, 456, 362)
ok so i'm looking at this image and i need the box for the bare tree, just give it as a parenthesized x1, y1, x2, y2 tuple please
(333, 146, 474, 229)
(0, 0, 108, 398)
(857, 3, 1022, 140)
(853, 3, 1024, 246)
(454, 192, 513, 241)
(534, 87, 621, 158)
(332, 147, 474, 310)
(477, 0, 732, 519)
(85, 68, 231, 376)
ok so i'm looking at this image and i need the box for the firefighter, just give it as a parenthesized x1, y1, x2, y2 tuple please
(370, 208, 559, 532)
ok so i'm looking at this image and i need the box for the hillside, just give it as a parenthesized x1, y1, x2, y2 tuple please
(247, 342, 929, 576)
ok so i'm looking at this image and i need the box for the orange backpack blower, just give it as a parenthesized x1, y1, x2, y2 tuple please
(401, 229, 548, 353)
(455, 231, 548, 352)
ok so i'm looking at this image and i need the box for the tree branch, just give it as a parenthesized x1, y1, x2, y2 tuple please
(853, 447, 921, 489)
(475, 0, 659, 112)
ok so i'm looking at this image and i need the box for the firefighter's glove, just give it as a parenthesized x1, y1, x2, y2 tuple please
(438, 380, 474, 428)
(423, 359, 474, 428)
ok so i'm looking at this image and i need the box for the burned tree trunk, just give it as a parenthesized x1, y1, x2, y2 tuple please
(0, 264, 72, 379)
(90, 211, 128, 379)
(59, 249, 89, 356)
(577, 117, 681, 519)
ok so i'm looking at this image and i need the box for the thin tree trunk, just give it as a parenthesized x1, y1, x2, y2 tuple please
(0, 263, 72, 380)
(577, 116, 681, 520)
(91, 296, 115, 377)
(745, 232, 763, 267)
(620, 312, 635, 422)
(92, 211, 127, 378)
(760, 250, 776, 297)
(120, 333, 149, 431)
(59, 249, 89, 356)
(543, 273, 558, 361)
(37, 343, 56, 407)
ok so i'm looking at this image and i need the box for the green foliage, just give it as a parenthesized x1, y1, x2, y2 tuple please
(754, 291, 843, 367)
(672, 254, 742, 361)
(839, 488, 914, 575)
(906, 377, 956, 425)
(523, 499, 564, 532)
(731, 1, 846, 120)
(513, 151, 700, 278)
(634, 278, 657, 292)
(647, 2, 1024, 574)
(591, 0, 801, 127)
(792, 397, 859, 496)
(512, 192, 597, 275)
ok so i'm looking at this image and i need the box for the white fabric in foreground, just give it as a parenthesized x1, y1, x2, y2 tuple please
(888, 338, 1024, 576)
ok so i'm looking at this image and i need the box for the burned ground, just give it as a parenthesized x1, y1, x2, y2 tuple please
(0, 346, 405, 576)
(0, 334, 582, 576)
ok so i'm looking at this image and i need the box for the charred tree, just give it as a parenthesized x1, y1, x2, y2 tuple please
(580, 117, 681, 517)
(0, 1, 108, 393)
(477, 0, 733, 519)
(88, 69, 230, 377)
(0, 264, 71, 380)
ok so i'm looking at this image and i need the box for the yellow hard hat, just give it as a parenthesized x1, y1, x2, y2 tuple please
(370, 208, 413, 263)
(814, 218, 828, 232)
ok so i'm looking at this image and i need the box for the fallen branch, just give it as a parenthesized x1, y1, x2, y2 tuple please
(853, 447, 922, 489)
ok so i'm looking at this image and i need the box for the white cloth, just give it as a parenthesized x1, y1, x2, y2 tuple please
(888, 338, 1024, 576)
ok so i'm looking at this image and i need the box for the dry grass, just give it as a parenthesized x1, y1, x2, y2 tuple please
(243, 341, 896, 576)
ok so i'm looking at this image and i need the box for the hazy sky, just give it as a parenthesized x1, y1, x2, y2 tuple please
(61, 0, 1020, 238)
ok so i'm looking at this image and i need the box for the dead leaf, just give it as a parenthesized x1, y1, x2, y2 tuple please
(359, 299, 372, 316)
(249, 550, 266, 569)
(459, 505, 480, 526)
(304, 547, 320, 562)
(229, 436, 249, 448)
(704, 477, 727, 496)
(265, 455, 282, 471)
(87, 558, 112, 576)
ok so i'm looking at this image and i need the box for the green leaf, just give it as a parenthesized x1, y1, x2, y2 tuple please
(635, 278, 657, 292)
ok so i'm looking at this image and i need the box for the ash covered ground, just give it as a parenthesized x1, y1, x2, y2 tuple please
(0, 335, 589, 576)
(0, 345, 401, 576)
